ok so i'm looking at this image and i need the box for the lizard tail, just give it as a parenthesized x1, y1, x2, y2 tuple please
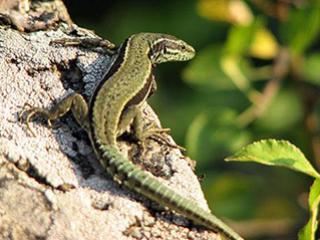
(100, 145, 244, 240)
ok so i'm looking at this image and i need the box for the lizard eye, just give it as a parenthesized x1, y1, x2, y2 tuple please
(181, 45, 186, 50)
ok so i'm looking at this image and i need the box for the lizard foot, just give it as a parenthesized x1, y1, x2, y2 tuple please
(19, 103, 53, 136)
(137, 125, 185, 152)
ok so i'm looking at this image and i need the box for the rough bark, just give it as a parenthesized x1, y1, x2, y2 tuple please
(0, 1, 220, 239)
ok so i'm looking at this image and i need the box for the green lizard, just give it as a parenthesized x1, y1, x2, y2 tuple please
(25, 32, 243, 240)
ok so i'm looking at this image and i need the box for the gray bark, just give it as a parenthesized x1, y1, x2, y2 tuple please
(0, 1, 220, 240)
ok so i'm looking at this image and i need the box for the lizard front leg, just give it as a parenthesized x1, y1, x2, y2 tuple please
(51, 37, 116, 51)
(22, 93, 89, 135)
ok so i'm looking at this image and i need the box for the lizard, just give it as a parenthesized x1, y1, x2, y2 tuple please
(24, 32, 244, 240)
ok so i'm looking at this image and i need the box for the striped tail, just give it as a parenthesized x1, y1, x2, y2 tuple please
(100, 145, 243, 240)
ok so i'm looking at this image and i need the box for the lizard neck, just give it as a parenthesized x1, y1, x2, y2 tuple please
(90, 34, 153, 149)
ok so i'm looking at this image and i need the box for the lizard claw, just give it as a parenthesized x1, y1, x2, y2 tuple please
(137, 125, 185, 152)
(20, 104, 51, 137)
(149, 134, 186, 152)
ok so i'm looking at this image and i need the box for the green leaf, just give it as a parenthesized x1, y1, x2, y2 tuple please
(254, 88, 303, 132)
(226, 139, 320, 178)
(298, 179, 320, 240)
(280, 2, 320, 54)
(224, 18, 262, 56)
(186, 108, 251, 164)
(183, 45, 252, 91)
(302, 53, 320, 85)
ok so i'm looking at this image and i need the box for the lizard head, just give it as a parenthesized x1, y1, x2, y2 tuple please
(147, 33, 196, 64)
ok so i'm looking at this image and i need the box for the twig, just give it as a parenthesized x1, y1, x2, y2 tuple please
(237, 48, 290, 127)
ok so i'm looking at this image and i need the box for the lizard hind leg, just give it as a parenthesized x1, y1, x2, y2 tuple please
(22, 93, 89, 136)
(118, 105, 185, 151)
(130, 107, 185, 152)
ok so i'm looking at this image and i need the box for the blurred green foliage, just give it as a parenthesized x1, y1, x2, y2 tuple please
(67, 0, 320, 239)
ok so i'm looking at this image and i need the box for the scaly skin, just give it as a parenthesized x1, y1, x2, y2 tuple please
(25, 33, 243, 240)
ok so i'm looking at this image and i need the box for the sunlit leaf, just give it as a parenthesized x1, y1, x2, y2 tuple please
(226, 139, 320, 178)
(224, 19, 262, 56)
(250, 28, 279, 59)
(280, 2, 320, 54)
(220, 55, 250, 92)
(197, 0, 253, 25)
(298, 179, 320, 240)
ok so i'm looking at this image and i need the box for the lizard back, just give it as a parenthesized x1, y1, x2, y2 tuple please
(90, 34, 153, 147)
